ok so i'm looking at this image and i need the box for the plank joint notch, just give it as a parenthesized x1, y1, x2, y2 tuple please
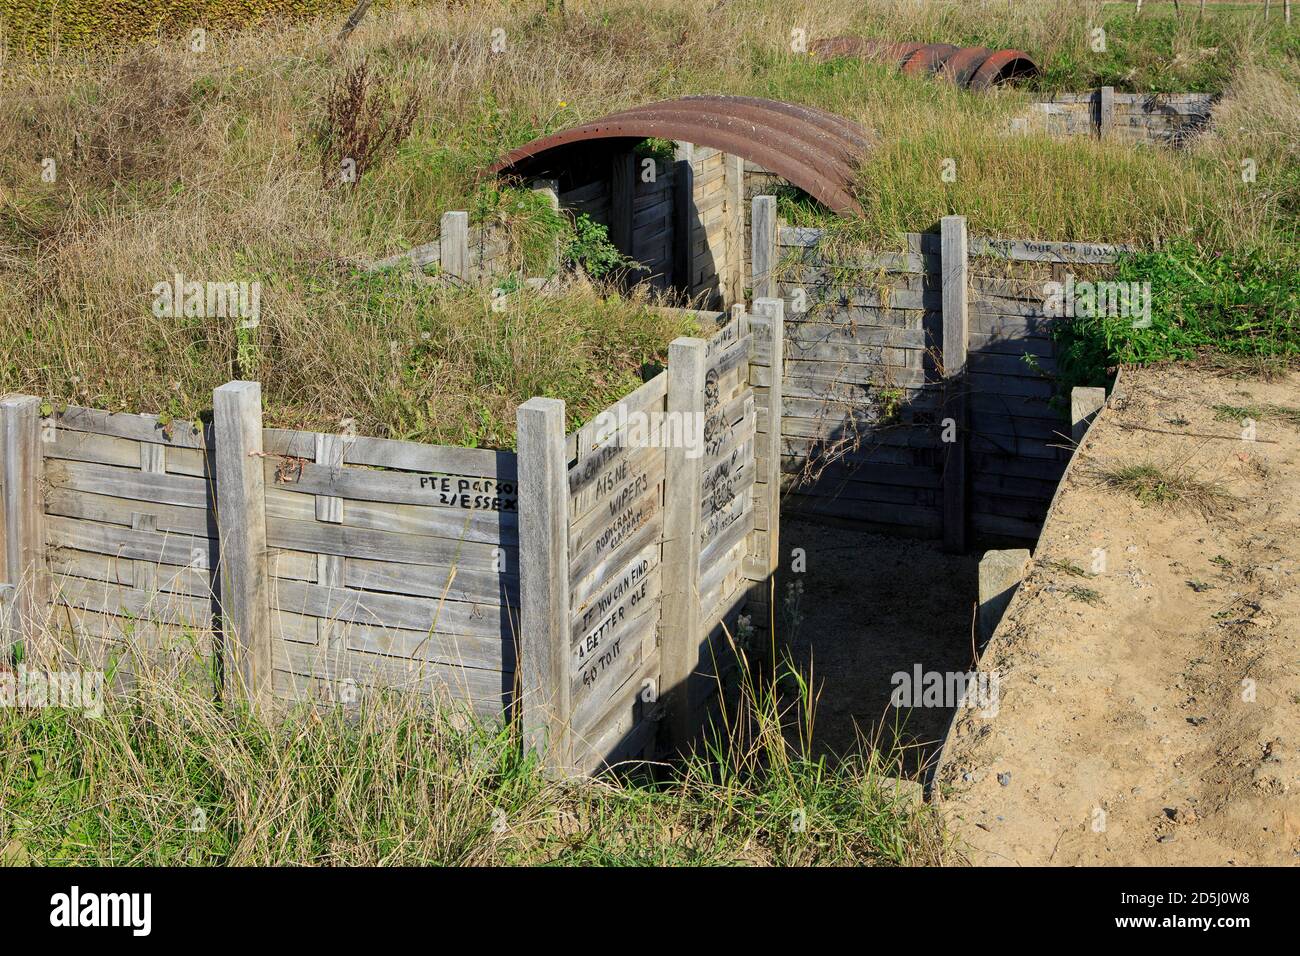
(213, 380, 272, 716)
(517, 396, 571, 772)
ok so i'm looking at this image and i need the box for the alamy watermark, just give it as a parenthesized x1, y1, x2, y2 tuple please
(590, 403, 705, 460)
(891, 665, 1000, 718)
(1, 666, 104, 717)
(151, 273, 261, 326)
(1044, 273, 1151, 329)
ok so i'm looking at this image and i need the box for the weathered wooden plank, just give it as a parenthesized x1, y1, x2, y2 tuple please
(262, 429, 517, 481)
(968, 236, 1135, 264)
(47, 546, 225, 599)
(274, 640, 506, 707)
(53, 574, 214, 627)
(570, 610, 651, 733)
(570, 542, 660, 638)
(271, 577, 511, 649)
(53, 404, 208, 449)
(440, 211, 469, 281)
(213, 381, 273, 715)
(265, 515, 504, 570)
(569, 506, 661, 604)
(970, 511, 1042, 540)
(782, 492, 942, 531)
(569, 444, 665, 526)
(47, 514, 215, 569)
(568, 473, 663, 561)
(516, 397, 571, 769)
(266, 458, 517, 512)
(2, 395, 46, 654)
(660, 336, 706, 746)
(342, 556, 516, 606)
(45, 458, 210, 510)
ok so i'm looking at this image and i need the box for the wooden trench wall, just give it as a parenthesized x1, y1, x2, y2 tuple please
(518, 300, 782, 773)
(0, 300, 785, 777)
(1017, 87, 1216, 147)
(1, 190, 1137, 773)
(750, 195, 1130, 546)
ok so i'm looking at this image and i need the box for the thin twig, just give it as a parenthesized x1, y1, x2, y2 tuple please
(1117, 423, 1279, 444)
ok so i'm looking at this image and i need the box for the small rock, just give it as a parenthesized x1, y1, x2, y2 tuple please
(998, 772, 1012, 787)
(1157, 834, 1176, 844)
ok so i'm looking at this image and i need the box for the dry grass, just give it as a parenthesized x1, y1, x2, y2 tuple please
(1093, 459, 1237, 514)
(0, 0, 1295, 442)
(0, 591, 950, 866)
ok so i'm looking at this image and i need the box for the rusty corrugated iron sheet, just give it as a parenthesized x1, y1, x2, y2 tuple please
(488, 95, 872, 216)
(811, 37, 1039, 90)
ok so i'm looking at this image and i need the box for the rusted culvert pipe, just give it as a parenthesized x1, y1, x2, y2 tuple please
(811, 37, 1039, 90)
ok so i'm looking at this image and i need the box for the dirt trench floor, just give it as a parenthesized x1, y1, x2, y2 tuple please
(937, 365, 1300, 865)
(776, 518, 980, 775)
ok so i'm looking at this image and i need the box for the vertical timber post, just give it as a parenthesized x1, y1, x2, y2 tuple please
(0, 395, 46, 661)
(1071, 386, 1107, 445)
(751, 195, 778, 301)
(673, 142, 695, 297)
(752, 296, 784, 604)
(516, 397, 571, 772)
(610, 151, 636, 259)
(661, 337, 707, 748)
(1097, 86, 1115, 139)
(724, 152, 745, 306)
(941, 216, 969, 554)
(213, 381, 273, 716)
(440, 211, 469, 282)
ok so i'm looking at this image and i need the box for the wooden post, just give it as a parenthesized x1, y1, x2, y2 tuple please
(0, 394, 46, 660)
(753, 296, 783, 583)
(660, 336, 707, 747)
(724, 152, 745, 306)
(940, 216, 969, 554)
(1071, 386, 1107, 445)
(751, 195, 778, 301)
(673, 142, 695, 297)
(1098, 86, 1115, 139)
(439, 211, 469, 282)
(213, 381, 272, 716)
(609, 151, 636, 258)
(516, 396, 571, 771)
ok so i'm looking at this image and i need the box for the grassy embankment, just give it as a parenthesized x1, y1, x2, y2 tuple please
(1, 0, 1297, 442)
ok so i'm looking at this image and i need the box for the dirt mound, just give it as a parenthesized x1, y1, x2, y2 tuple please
(938, 364, 1300, 865)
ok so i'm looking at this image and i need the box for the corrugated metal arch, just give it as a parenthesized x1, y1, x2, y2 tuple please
(811, 37, 1040, 90)
(488, 95, 873, 216)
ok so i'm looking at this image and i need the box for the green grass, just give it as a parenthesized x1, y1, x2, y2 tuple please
(0, 646, 948, 866)
(1063, 584, 1103, 606)
(1212, 402, 1300, 426)
(1041, 558, 1092, 578)
(1055, 241, 1300, 396)
(1094, 460, 1236, 514)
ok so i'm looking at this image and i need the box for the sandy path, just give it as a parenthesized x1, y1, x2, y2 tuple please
(937, 365, 1300, 865)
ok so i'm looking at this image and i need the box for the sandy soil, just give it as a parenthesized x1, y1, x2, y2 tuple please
(937, 365, 1300, 865)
